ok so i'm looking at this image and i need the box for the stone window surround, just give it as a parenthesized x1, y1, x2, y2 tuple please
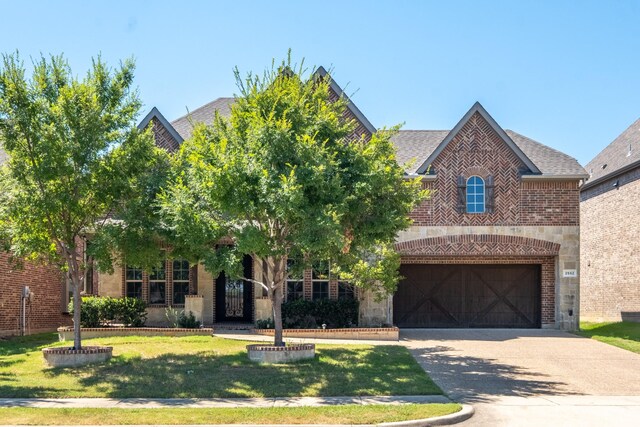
(121, 259, 196, 307)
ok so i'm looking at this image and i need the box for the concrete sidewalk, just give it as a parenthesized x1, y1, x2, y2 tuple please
(0, 395, 451, 408)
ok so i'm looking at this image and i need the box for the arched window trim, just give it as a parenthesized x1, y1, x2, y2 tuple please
(466, 175, 486, 214)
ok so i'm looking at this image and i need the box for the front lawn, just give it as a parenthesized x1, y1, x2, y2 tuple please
(578, 322, 640, 354)
(0, 333, 442, 398)
(0, 404, 461, 425)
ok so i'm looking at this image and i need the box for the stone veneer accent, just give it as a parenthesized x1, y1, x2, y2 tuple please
(580, 166, 640, 321)
(397, 223, 580, 330)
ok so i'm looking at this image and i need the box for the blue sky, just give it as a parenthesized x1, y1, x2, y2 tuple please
(1, 0, 639, 165)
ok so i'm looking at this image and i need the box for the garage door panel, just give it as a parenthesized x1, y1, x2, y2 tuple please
(394, 264, 541, 328)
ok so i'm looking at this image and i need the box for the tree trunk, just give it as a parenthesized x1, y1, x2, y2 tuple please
(271, 287, 284, 346)
(269, 255, 286, 347)
(64, 245, 83, 350)
(71, 272, 82, 350)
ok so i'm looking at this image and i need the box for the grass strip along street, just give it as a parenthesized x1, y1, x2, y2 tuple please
(0, 405, 462, 425)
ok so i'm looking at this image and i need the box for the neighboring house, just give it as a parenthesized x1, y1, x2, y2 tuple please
(0, 147, 71, 336)
(95, 69, 586, 330)
(580, 117, 640, 322)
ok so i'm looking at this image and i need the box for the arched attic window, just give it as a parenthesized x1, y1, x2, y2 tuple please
(466, 176, 485, 213)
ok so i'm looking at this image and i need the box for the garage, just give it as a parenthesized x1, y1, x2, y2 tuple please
(393, 264, 541, 328)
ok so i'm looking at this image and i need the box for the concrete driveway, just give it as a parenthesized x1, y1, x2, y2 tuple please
(401, 329, 640, 426)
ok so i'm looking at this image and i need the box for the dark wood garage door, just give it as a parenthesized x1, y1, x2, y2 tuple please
(394, 264, 541, 328)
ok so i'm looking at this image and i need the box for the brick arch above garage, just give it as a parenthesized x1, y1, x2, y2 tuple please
(395, 234, 561, 257)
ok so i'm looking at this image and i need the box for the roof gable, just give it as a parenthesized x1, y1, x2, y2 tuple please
(139, 107, 184, 145)
(170, 67, 376, 142)
(314, 66, 376, 135)
(415, 102, 540, 175)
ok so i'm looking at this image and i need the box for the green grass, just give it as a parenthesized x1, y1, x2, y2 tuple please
(0, 405, 461, 425)
(578, 322, 640, 354)
(0, 333, 442, 398)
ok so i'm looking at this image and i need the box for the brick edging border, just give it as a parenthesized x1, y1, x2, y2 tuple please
(42, 346, 113, 355)
(253, 327, 398, 333)
(57, 327, 213, 332)
(246, 343, 315, 352)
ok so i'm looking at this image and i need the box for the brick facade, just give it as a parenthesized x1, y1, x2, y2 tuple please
(150, 117, 181, 153)
(409, 112, 581, 227)
(398, 110, 581, 330)
(580, 166, 640, 321)
(0, 252, 71, 336)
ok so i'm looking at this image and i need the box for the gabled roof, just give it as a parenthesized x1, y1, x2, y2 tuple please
(582, 117, 640, 189)
(391, 103, 587, 178)
(171, 97, 235, 141)
(414, 102, 540, 175)
(169, 67, 376, 141)
(138, 107, 184, 144)
(314, 66, 376, 135)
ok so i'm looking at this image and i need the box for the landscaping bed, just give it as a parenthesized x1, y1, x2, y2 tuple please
(578, 321, 640, 354)
(0, 404, 462, 425)
(0, 333, 442, 398)
(252, 327, 399, 341)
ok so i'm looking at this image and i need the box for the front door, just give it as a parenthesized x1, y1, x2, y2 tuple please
(215, 255, 253, 322)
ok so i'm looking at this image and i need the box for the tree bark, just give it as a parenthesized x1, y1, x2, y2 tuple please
(63, 245, 83, 350)
(271, 287, 284, 346)
(71, 272, 82, 350)
(269, 255, 286, 346)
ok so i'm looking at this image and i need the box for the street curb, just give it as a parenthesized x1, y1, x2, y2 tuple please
(0, 404, 474, 427)
(378, 404, 474, 426)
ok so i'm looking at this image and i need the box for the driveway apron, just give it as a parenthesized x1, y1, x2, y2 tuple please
(401, 329, 640, 426)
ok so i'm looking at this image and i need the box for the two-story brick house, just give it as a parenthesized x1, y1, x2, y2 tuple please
(392, 103, 586, 331)
(580, 117, 640, 322)
(94, 70, 586, 330)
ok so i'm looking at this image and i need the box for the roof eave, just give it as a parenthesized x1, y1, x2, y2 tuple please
(415, 102, 542, 175)
(521, 174, 589, 181)
(581, 158, 640, 191)
(314, 66, 377, 135)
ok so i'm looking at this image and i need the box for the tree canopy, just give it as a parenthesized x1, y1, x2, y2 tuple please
(162, 57, 425, 345)
(0, 53, 164, 349)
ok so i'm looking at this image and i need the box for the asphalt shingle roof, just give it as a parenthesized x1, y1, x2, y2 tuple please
(169, 97, 586, 178)
(171, 97, 234, 141)
(390, 129, 585, 177)
(583, 117, 640, 184)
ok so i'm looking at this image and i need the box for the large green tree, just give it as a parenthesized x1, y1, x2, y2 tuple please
(163, 58, 425, 346)
(0, 53, 163, 349)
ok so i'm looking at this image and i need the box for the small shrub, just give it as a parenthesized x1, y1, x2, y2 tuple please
(282, 298, 359, 329)
(69, 296, 147, 327)
(177, 311, 201, 328)
(255, 318, 274, 329)
(117, 297, 147, 327)
(100, 297, 120, 325)
(165, 306, 201, 328)
(69, 297, 101, 327)
(165, 306, 180, 328)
